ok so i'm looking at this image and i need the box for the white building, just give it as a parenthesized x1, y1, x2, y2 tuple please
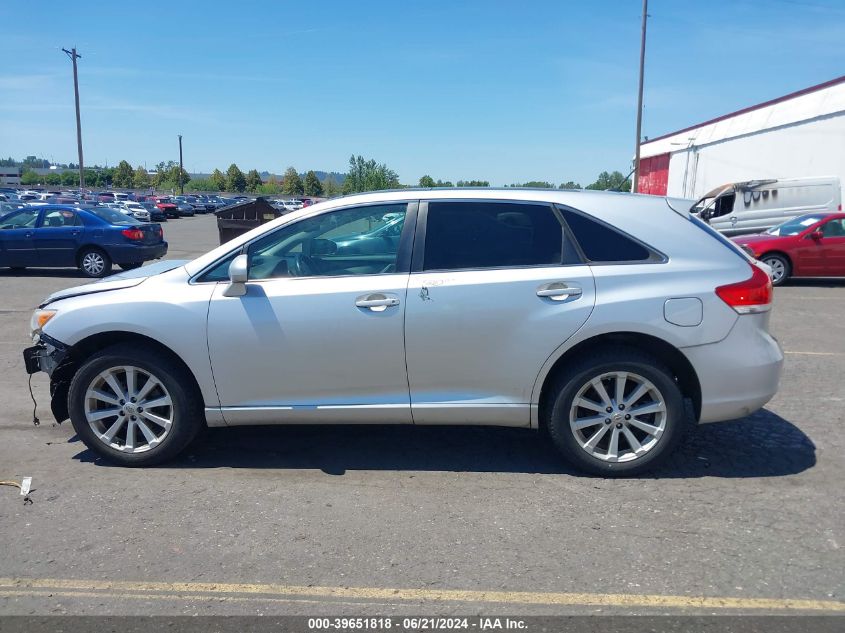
(637, 75, 845, 200)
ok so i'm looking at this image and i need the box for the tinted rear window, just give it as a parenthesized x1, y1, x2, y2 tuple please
(88, 206, 141, 226)
(424, 201, 564, 271)
(560, 209, 651, 262)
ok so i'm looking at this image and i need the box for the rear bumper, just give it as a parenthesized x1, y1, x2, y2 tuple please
(683, 313, 784, 423)
(108, 242, 168, 264)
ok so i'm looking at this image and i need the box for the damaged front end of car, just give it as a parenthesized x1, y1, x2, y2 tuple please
(23, 332, 74, 424)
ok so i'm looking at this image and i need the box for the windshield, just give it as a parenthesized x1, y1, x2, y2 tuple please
(765, 214, 827, 236)
(89, 206, 142, 226)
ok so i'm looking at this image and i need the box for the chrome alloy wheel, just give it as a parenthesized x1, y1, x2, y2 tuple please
(81, 251, 106, 276)
(569, 371, 667, 463)
(762, 256, 786, 284)
(84, 365, 173, 453)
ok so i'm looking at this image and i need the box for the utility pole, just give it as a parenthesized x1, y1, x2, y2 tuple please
(178, 135, 184, 195)
(632, 0, 648, 193)
(62, 47, 85, 190)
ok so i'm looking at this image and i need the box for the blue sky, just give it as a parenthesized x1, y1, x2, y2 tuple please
(1, 0, 843, 185)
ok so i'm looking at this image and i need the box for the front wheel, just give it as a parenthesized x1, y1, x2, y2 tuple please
(67, 344, 203, 466)
(760, 253, 790, 286)
(78, 248, 112, 278)
(546, 349, 687, 476)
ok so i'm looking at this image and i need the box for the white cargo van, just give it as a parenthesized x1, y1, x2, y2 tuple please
(692, 177, 842, 236)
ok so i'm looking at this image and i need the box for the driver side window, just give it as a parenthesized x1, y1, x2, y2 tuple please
(247, 203, 408, 280)
(821, 219, 845, 237)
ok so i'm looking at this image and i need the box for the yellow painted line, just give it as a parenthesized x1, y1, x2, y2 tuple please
(0, 588, 398, 608)
(0, 578, 842, 612)
(784, 351, 842, 356)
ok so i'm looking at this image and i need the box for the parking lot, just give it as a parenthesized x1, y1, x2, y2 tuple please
(0, 214, 843, 616)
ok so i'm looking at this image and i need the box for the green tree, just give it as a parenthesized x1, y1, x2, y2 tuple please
(323, 177, 341, 198)
(226, 164, 247, 192)
(257, 181, 283, 195)
(511, 181, 554, 188)
(456, 180, 489, 187)
(343, 155, 399, 194)
(282, 166, 304, 195)
(585, 171, 631, 192)
(20, 169, 40, 185)
(209, 168, 226, 191)
(22, 155, 49, 168)
(112, 160, 134, 188)
(303, 170, 323, 196)
(61, 171, 78, 186)
(419, 175, 435, 188)
(245, 169, 263, 192)
(434, 179, 453, 187)
(44, 172, 62, 185)
(133, 166, 150, 189)
(187, 178, 215, 191)
(559, 181, 581, 189)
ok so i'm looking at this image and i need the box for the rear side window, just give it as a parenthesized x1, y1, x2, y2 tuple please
(560, 208, 651, 262)
(424, 201, 564, 270)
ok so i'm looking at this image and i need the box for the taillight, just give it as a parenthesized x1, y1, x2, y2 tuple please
(157, 226, 163, 238)
(715, 263, 773, 314)
(121, 228, 145, 241)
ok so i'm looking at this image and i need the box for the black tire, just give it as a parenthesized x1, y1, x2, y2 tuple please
(546, 348, 687, 477)
(760, 253, 790, 286)
(67, 343, 204, 466)
(120, 262, 143, 271)
(78, 247, 112, 278)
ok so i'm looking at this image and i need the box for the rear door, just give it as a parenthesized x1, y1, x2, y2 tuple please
(34, 208, 82, 266)
(404, 200, 595, 426)
(0, 208, 41, 267)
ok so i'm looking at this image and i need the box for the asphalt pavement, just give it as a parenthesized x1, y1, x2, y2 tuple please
(0, 215, 843, 616)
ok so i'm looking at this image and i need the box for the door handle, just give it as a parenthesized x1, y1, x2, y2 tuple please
(537, 282, 582, 301)
(355, 293, 400, 312)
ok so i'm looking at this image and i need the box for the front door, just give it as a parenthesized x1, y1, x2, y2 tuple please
(206, 202, 416, 425)
(34, 208, 82, 266)
(818, 217, 845, 275)
(0, 208, 41, 267)
(404, 200, 596, 426)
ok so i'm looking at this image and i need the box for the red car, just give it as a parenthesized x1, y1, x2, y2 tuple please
(151, 196, 179, 219)
(732, 212, 845, 285)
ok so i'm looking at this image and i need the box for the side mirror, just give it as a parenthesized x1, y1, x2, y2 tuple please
(810, 230, 823, 241)
(223, 254, 248, 297)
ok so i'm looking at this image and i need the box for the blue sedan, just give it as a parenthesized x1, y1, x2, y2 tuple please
(0, 205, 168, 277)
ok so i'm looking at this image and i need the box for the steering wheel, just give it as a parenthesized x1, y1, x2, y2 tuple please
(289, 253, 316, 277)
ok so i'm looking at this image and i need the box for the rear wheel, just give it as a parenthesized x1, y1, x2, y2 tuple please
(546, 349, 687, 476)
(67, 344, 203, 466)
(78, 248, 112, 278)
(760, 253, 790, 286)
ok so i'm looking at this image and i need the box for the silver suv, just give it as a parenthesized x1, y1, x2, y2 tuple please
(24, 189, 783, 475)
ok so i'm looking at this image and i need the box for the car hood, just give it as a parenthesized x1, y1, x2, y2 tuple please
(732, 233, 782, 245)
(39, 260, 189, 307)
